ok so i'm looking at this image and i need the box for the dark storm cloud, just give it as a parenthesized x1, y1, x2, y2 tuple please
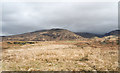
(2, 2, 118, 36)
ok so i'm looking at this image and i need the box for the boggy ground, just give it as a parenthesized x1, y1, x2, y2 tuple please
(1, 36, 119, 71)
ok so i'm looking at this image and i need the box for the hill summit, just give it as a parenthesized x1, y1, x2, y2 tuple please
(2, 28, 83, 41)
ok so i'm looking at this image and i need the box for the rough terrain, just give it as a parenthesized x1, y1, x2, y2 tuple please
(1, 35, 118, 71)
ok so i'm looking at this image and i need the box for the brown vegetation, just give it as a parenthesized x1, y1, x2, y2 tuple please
(1, 36, 118, 71)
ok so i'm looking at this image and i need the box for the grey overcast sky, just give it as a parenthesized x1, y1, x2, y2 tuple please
(2, 2, 118, 36)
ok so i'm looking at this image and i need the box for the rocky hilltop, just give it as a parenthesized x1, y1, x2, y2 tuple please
(2, 29, 84, 41)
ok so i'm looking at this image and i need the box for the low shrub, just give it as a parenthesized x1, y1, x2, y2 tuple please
(13, 41, 35, 45)
(7, 42, 12, 44)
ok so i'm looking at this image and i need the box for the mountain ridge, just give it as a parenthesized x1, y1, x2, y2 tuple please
(2, 28, 84, 41)
(2, 29, 119, 41)
(75, 30, 119, 38)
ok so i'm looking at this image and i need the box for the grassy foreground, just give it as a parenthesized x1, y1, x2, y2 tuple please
(1, 39, 118, 71)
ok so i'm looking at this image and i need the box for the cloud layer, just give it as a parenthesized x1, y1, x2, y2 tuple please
(2, 2, 118, 36)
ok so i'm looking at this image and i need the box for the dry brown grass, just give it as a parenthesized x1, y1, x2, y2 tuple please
(1, 40, 118, 71)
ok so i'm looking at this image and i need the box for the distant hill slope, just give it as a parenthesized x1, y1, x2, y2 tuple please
(104, 30, 120, 36)
(75, 32, 102, 38)
(2, 29, 84, 41)
(75, 30, 120, 38)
